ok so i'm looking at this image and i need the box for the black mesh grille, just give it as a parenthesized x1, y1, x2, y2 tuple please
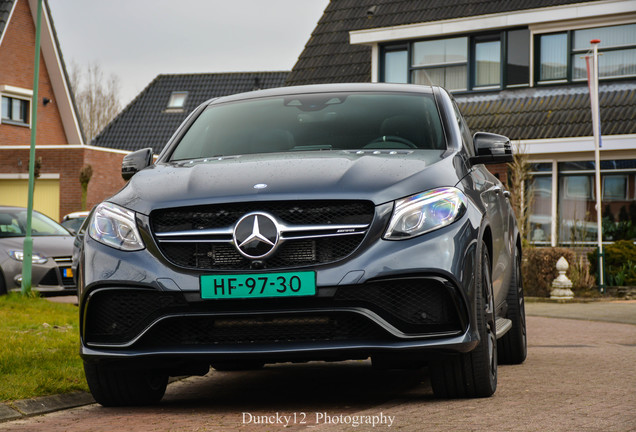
(152, 201, 374, 233)
(137, 313, 389, 348)
(151, 200, 374, 270)
(334, 280, 461, 333)
(37, 268, 58, 286)
(85, 290, 188, 344)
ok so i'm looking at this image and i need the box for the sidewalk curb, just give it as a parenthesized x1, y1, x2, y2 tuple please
(0, 391, 95, 423)
(0, 376, 189, 423)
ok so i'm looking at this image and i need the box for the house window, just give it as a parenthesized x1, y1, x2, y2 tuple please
(474, 38, 501, 88)
(572, 23, 636, 80)
(382, 48, 408, 83)
(1, 95, 29, 125)
(506, 29, 530, 86)
(528, 159, 636, 245)
(412, 37, 468, 91)
(603, 175, 628, 200)
(538, 33, 568, 81)
(529, 175, 552, 244)
(167, 92, 188, 109)
(381, 30, 529, 91)
(538, 23, 636, 83)
(564, 175, 594, 200)
(528, 163, 553, 245)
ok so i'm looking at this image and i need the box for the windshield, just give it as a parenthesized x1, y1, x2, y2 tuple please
(0, 209, 70, 237)
(169, 92, 446, 161)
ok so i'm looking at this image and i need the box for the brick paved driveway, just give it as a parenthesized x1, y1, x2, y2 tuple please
(1, 316, 634, 432)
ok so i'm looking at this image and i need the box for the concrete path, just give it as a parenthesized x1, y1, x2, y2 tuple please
(526, 300, 636, 325)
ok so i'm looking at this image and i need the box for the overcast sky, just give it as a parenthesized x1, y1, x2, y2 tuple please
(48, 0, 329, 106)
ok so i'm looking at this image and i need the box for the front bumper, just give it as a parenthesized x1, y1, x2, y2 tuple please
(79, 208, 481, 365)
(2, 257, 76, 294)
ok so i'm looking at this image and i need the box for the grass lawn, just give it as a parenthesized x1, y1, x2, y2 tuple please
(0, 293, 88, 401)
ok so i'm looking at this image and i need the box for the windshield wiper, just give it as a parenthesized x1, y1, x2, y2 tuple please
(290, 145, 333, 152)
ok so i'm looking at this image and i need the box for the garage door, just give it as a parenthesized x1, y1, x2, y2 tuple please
(0, 178, 61, 221)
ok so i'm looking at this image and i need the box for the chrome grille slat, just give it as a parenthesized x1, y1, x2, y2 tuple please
(150, 201, 374, 270)
(53, 256, 72, 263)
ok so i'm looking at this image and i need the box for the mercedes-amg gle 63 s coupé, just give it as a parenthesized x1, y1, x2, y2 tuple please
(77, 83, 526, 406)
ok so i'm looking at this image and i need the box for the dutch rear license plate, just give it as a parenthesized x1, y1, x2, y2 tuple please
(200, 271, 316, 299)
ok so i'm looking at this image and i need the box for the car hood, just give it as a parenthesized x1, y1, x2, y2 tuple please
(0, 235, 75, 257)
(111, 151, 466, 214)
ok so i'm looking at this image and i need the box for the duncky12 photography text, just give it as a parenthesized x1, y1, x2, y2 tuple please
(241, 411, 396, 428)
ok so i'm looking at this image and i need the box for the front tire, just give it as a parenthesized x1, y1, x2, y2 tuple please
(430, 243, 497, 398)
(84, 361, 168, 407)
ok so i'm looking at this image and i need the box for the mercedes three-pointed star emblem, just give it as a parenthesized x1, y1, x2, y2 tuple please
(232, 212, 280, 259)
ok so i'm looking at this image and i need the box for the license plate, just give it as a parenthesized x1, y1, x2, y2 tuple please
(201, 271, 316, 299)
(62, 268, 73, 278)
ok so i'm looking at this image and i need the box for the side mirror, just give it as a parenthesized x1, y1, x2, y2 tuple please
(122, 148, 153, 180)
(469, 132, 513, 165)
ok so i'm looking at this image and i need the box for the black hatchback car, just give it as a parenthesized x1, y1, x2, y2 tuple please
(77, 83, 526, 406)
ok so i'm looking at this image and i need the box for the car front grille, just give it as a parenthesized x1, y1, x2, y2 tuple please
(137, 313, 389, 348)
(83, 278, 463, 347)
(158, 237, 363, 270)
(53, 256, 75, 287)
(152, 201, 374, 231)
(36, 256, 75, 287)
(150, 200, 374, 270)
(334, 279, 462, 334)
(38, 268, 59, 286)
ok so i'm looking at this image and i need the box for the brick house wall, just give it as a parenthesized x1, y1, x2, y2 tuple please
(0, 0, 68, 146)
(487, 162, 509, 186)
(83, 148, 127, 210)
(0, 0, 126, 219)
(0, 146, 126, 217)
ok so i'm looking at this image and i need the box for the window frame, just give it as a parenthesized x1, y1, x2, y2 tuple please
(535, 31, 571, 84)
(166, 91, 189, 112)
(380, 43, 409, 83)
(471, 33, 503, 90)
(528, 158, 636, 246)
(1, 94, 31, 127)
(535, 22, 636, 85)
(602, 174, 629, 201)
(411, 36, 469, 91)
(380, 29, 528, 93)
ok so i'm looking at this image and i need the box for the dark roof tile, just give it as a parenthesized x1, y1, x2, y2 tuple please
(287, 0, 605, 86)
(0, 0, 16, 39)
(456, 82, 636, 139)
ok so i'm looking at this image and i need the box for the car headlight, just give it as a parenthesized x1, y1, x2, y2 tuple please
(384, 187, 467, 240)
(88, 202, 145, 251)
(8, 250, 48, 264)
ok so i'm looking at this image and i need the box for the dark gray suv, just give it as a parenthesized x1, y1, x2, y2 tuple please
(76, 83, 526, 406)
